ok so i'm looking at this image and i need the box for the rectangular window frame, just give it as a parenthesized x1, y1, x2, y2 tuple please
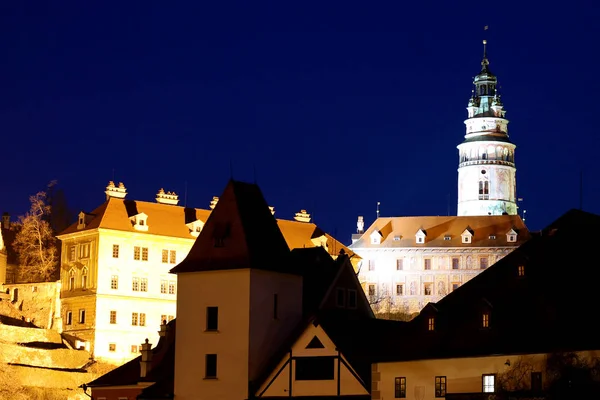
(140, 278, 148, 292)
(134, 246, 141, 260)
(112, 244, 119, 258)
(424, 258, 431, 270)
(394, 377, 406, 398)
(205, 354, 217, 378)
(482, 373, 496, 393)
(206, 306, 219, 331)
(109, 310, 117, 324)
(452, 258, 460, 270)
(396, 259, 403, 270)
(435, 376, 446, 397)
(110, 275, 118, 290)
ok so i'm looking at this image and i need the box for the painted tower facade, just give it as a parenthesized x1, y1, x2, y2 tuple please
(457, 40, 517, 216)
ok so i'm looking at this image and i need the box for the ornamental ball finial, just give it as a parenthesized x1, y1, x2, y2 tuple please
(483, 39, 487, 45)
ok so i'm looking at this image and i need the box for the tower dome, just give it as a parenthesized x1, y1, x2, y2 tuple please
(456, 39, 517, 216)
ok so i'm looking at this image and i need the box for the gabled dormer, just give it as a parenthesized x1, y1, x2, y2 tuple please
(311, 234, 328, 249)
(422, 303, 439, 332)
(186, 219, 205, 237)
(370, 230, 383, 245)
(130, 212, 149, 232)
(415, 228, 427, 244)
(77, 211, 93, 230)
(479, 297, 493, 329)
(506, 228, 518, 243)
(461, 227, 474, 244)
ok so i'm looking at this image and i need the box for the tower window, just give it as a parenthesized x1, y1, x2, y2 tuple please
(205, 354, 217, 378)
(206, 307, 219, 331)
(479, 180, 489, 200)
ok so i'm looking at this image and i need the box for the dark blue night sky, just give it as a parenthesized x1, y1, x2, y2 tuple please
(1, 1, 599, 242)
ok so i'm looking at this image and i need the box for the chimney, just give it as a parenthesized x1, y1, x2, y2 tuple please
(209, 196, 219, 210)
(156, 189, 179, 205)
(139, 338, 153, 378)
(105, 181, 127, 200)
(351, 216, 365, 244)
(1, 213, 9, 229)
(294, 209, 311, 223)
(158, 319, 168, 337)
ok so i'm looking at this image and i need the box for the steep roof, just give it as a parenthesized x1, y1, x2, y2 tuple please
(351, 214, 529, 249)
(170, 180, 294, 274)
(372, 209, 600, 363)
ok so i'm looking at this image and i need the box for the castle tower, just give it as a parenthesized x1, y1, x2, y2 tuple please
(457, 39, 517, 216)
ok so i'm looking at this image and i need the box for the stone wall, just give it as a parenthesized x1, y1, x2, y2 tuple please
(0, 342, 90, 369)
(1, 281, 61, 329)
(0, 323, 62, 344)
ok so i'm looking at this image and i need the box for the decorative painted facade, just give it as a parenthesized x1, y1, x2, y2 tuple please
(58, 181, 358, 364)
(457, 40, 517, 216)
(349, 215, 529, 315)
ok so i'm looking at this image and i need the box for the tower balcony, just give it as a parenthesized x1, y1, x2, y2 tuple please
(459, 159, 515, 168)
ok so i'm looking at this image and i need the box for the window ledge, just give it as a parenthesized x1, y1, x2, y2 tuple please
(203, 377, 218, 380)
(204, 329, 220, 333)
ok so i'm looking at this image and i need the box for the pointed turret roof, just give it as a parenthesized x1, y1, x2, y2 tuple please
(170, 179, 295, 274)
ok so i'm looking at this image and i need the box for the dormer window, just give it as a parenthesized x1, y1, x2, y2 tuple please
(461, 228, 473, 244)
(444, 235, 451, 241)
(415, 229, 427, 244)
(393, 235, 401, 241)
(518, 265, 525, 277)
(506, 229, 518, 243)
(77, 211, 89, 230)
(489, 235, 496, 240)
(130, 213, 149, 232)
(428, 317, 435, 331)
(186, 219, 205, 238)
(482, 312, 490, 328)
(370, 230, 382, 245)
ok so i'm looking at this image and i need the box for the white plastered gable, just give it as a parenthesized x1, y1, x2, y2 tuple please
(506, 228, 518, 243)
(130, 212, 149, 232)
(461, 228, 473, 244)
(370, 230, 383, 245)
(255, 322, 369, 398)
(415, 228, 426, 244)
(186, 219, 205, 237)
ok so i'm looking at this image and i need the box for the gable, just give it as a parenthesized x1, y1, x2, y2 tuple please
(255, 323, 369, 398)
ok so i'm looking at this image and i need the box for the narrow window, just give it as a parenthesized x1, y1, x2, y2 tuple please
(169, 250, 176, 264)
(435, 376, 446, 397)
(483, 374, 496, 392)
(79, 309, 86, 324)
(424, 283, 432, 295)
(162, 249, 168, 263)
(336, 288, 346, 308)
(531, 372, 542, 392)
(396, 284, 403, 296)
(140, 313, 146, 327)
(396, 259, 403, 270)
(424, 259, 431, 270)
(110, 275, 118, 290)
(273, 294, 278, 319)
(168, 281, 176, 294)
(394, 377, 406, 398)
(131, 345, 139, 353)
(368, 284, 375, 296)
(81, 268, 88, 289)
(69, 270, 75, 290)
(205, 354, 217, 378)
(112, 244, 119, 258)
(480, 257, 489, 270)
(140, 278, 148, 292)
(518, 265, 525, 277)
(347, 289, 357, 309)
(368, 259, 375, 271)
(69, 246, 76, 261)
(482, 313, 489, 328)
(452, 283, 460, 291)
(206, 307, 218, 331)
(142, 247, 148, 261)
(134, 246, 141, 260)
(132, 312, 139, 326)
(452, 258, 459, 270)
(66, 311, 72, 325)
(132, 277, 140, 291)
(110, 310, 117, 324)
(160, 280, 167, 294)
(428, 317, 435, 331)
(108, 343, 116, 352)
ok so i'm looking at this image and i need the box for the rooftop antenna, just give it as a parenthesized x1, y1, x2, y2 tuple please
(376, 202, 381, 219)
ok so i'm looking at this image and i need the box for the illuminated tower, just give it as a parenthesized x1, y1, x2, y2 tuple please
(457, 39, 517, 216)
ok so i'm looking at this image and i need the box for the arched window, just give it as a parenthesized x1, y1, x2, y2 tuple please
(81, 267, 88, 290)
(479, 147, 486, 160)
(69, 269, 75, 291)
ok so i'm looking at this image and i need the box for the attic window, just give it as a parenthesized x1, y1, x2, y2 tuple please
(507, 234, 517, 243)
(489, 235, 496, 240)
(428, 317, 435, 331)
(482, 313, 490, 328)
(393, 236, 401, 241)
(417, 237, 424, 244)
(444, 235, 451, 241)
(131, 213, 149, 232)
(462, 236, 471, 244)
(518, 265, 525, 277)
(371, 236, 380, 245)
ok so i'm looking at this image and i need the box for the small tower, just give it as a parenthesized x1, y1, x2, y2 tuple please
(457, 38, 517, 216)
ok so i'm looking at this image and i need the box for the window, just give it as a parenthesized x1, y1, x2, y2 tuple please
(79, 243, 90, 259)
(206, 307, 218, 331)
(452, 258, 459, 270)
(273, 294, 278, 319)
(531, 372, 542, 392)
(162, 249, 168, 263)
(462, 235, 471, 244)
(167, 315, 175, 322)
(518, 265, 525, 277)
(479, 180, 489, 200)
(168, 281, 176, 295)
(140, 313, 146, 327)
(111, 275, 118, 290)
(69, 270, 75, 291)
(480, 257, 489, 270)
(132, 277, 140, 291)
(444, 235, 451, 241)
(368, 259, 375, 271)
(336, 288, 346, 308)
(109, 343, 116, 352)
(79, 309, 86, 324)
(507, 234, 517, 243)
(81, 268, 88, 289)
(483, 374, 496, 392)
(205, 354, 217, 378)
(131, 345, 139, 353)
(140, 278, 148, 292)
(170, 250, 176, 264)
(347, 289, 357, 309)
(31, 286, 38, 292)
(428, 317, 435, 331)
(66, 311, 72, 325)
(435, 376, 447, 397)
(396, 284, 403, 296)
(489, 235, 496, 240)
(396, 259, 403, 270)
(417, 237, 424, 244)
(482, 313, 489, 328)
(110, 310, 117, 324)
(160, 280, 167, 293)
(132, 312, 139, 326)
(452, 283, 460, 291)
(295, 357, 335, 380)
(142, 247, 148, 261)
(134, 246, 141, 260)
(424, 259, 431, 270)
(112, 244, 119, 258)
(394, 377, 406, 398)
(368, 284, 375, 296)
(424, 283, 432, 295)
(69, 246, 76, 261)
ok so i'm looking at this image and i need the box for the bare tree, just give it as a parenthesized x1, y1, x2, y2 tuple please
(13, 186, 59, 282)
(497, 355, 535, 392)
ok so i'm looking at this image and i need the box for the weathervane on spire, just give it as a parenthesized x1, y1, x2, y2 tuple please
(482, 25, 490, 67)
